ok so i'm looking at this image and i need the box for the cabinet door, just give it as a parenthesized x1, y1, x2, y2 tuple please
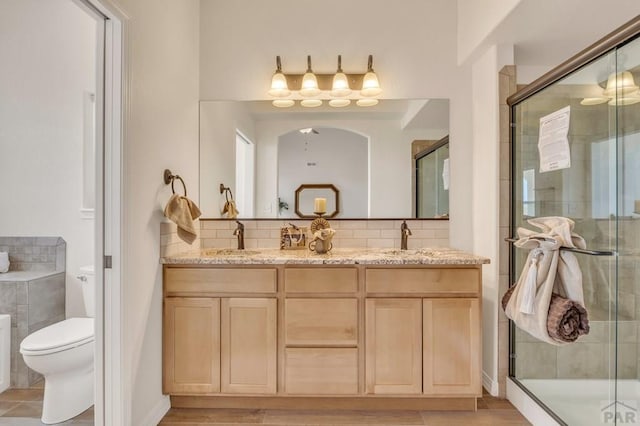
(365, 299, 422, 394)
(163, 297, 220, 394)
(423, 298, 481, 395)
(221, 298, 277, 394)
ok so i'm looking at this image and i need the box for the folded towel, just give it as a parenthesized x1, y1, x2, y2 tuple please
(502, 286, 589, 343)
(221, 200, 239, 219)
(0, 252, 8, 273)
(164, 194, 202, 243)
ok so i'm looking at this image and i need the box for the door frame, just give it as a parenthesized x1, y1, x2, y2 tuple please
(75, 0, 127, 424)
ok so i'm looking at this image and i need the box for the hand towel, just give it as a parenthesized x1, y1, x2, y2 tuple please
(221, 200, 239, 219)
(164, 194, 202, 244)
(503, 216, 589, 345)
(0, 252, 8, 273)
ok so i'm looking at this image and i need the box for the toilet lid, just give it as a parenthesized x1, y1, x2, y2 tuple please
(20, 318, 94, 355)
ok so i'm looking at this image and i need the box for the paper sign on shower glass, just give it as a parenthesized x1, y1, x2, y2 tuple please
(538, 105, 571, 173)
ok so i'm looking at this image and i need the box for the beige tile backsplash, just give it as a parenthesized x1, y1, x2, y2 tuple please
(160, 219, 450, 256)
(198, 219, 450, 250)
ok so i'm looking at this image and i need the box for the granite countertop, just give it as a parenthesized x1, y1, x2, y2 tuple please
(161, 247, 490, 265)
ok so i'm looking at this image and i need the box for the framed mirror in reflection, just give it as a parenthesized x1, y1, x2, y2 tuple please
(199, 99, 449, 219)
(294, 184, 340, 218)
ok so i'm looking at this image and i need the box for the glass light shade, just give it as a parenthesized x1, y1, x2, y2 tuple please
(603, 71, 639, 97)
(361, 71, 382, 97)
(329, 99, 351, 108)
(608, 93, 640, 106)
(300, 99, 322, 108)
(580, 97, 609, 106)
(300, 72, 321, 97)
(268, 72, 290, 97)
(272, 99, 294, 108)
(356, 98, 379, 107)
(331, 72, 351, 97)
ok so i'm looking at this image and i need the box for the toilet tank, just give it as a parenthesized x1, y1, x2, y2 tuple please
(78, 265, 95, 318)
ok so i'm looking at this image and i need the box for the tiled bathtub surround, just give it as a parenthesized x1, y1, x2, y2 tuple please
(0, 237, 65, 272)
(0, 237, 66, 388)
(198, 219, 450, 251)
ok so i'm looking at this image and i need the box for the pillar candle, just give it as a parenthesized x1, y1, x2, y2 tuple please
(314, 197, 326, 213)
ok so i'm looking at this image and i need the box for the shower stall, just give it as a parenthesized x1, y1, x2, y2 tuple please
(509, 17, 640, 425)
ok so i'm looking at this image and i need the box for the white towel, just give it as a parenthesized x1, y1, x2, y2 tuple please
(504, 216, 587, 345)
(0, 252, 8, 273)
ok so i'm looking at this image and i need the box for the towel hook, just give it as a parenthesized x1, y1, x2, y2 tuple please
(164, 169, 187, 197)
(219, 183, 234, 202)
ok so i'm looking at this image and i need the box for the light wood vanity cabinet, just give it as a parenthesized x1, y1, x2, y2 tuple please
(365, 268, 482, 396)
(163, 262, 483, 410)
(163, 267, 277, 395)
(284, 267, 359, 395)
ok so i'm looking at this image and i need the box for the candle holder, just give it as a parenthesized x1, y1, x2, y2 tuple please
(310, 212, 330, 233)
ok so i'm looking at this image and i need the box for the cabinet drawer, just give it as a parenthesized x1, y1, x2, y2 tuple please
(285, 348, 358, 395)
(284, 268, 357, 293)
(165, 268, 276, 295)
(285, 298, 358, 346)
(366, 268, 479, 295)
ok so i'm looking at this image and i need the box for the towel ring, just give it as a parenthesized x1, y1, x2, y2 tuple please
(219, 183, 234, 202)
(164, 169, 187, 197)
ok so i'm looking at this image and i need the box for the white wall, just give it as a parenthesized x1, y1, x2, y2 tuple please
(457, 0, 521, 65)
(109, 0, 201, 423)
(470, 44, 513, 395)
(0, 0, 97, 318)
(278, 128, 368, 218)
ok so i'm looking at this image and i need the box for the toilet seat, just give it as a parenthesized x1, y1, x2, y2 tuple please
(20, 318, 94, 356)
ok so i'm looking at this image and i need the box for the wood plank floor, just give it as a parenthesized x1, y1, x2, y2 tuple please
(160, 391, 531, 425)
(0, 381, 93, 425)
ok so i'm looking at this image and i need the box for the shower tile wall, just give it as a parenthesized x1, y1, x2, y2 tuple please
(514, 93, 640, 381)
(0, 237, 66, 388)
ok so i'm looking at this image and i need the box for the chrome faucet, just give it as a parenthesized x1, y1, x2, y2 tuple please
(400, 220, 412, 250)
(233, 220, 245, 250)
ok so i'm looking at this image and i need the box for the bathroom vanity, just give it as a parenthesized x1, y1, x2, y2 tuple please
(161, 248, 488, 410)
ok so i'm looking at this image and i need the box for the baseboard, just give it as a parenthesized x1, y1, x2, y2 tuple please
(506, 378, 560, 426)
(139, 395, 170, 426)
(482, 371, 498, 396)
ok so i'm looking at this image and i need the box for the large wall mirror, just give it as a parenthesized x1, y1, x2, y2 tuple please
(199, 99, 449, 219)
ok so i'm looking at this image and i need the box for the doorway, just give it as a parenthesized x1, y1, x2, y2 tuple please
(0, 0, 123, 424)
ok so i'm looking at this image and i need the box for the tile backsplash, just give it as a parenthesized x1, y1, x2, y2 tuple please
(160, 219, 449, 256)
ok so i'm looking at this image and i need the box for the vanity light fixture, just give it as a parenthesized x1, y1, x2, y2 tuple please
(267, 54, 382, 108)
(300, 55, 321, 98)
(268, 56, 290, 98)
(360, 55, 382, 97)
(581, 70, 640, 106)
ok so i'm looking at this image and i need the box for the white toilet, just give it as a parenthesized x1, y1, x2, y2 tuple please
(20, 265, 95, 424)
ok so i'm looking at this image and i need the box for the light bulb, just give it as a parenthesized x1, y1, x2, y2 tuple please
(360, 55, 382, 97)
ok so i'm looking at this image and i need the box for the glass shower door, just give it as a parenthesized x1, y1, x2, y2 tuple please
(510, 49, 620, 425)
